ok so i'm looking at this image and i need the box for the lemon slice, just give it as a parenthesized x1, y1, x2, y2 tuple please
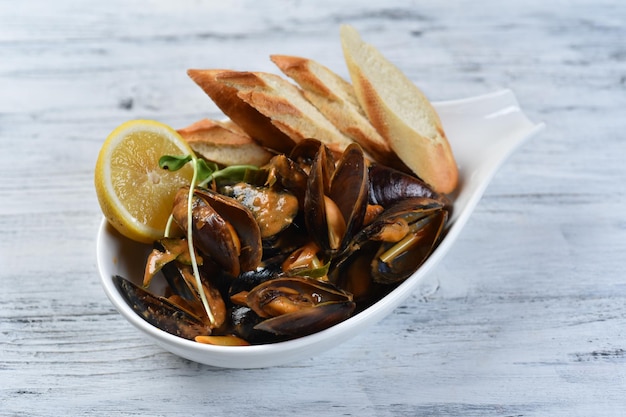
(95, 119, 195, 243)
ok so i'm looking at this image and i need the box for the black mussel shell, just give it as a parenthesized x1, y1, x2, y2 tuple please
(253, 301, 356, 337)
(368, 163, 450, 209)
(113, 275, 211, 340)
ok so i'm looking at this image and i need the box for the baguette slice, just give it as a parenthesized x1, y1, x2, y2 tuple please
(270, 54, 406, 170)
(340, 25, 458, 194)
(187, 69, 296, 153)
(215, 70, 355, 156)
(177, 118, 273, 167)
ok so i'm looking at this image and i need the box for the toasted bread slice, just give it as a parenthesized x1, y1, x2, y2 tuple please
(177, 118, 273, 167)
(270, 54, 406, 169)
(340, 25, 458, 193)
(214, 70, 355, 156)
(187, 69, 296, 154)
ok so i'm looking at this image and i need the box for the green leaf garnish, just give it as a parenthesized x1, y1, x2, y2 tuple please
(196, 159, 218, 184)
(159, 154, 193, 171)
(198, 164, 259, 187)
(291, 262, 331, 279)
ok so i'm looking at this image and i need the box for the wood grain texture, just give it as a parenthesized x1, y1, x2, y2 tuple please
(1, 0, 625, 415)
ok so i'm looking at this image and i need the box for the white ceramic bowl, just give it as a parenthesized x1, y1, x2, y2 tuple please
(97, 89, 544, 368)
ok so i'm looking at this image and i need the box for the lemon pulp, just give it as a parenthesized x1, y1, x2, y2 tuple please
(95, 120, 194, 243)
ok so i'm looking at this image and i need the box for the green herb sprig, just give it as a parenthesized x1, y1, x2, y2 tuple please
(159, 153, 258, 327)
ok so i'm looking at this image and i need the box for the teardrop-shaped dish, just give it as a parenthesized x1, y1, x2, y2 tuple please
(97, 89, 545, 368)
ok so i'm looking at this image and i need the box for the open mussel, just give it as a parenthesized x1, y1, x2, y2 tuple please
(136, 236, 230, 331)
(159, 256, 228, 328)
(304, 141, 369, 258)
(243, 277, 355, 337)
(328, 143, 369, 250)
(261, 153, 309, 206)
(290, 138, 336, 176)
(369, 198, 448, 284)
(172, 187, 262, 277)
(334, 197, 448, 297)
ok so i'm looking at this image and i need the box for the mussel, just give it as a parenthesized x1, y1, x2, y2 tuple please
(113, 275, 213, 340)
(335, 197, 448, 288)
(244, 277, 355, 337)
(304, 141, 369, 257)
(368, 198, 448, 284)
(172, 187, 262, 277)
(262, 153, 309, 206)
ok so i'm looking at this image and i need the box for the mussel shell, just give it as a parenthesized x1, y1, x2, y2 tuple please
(289, 138, 335, 175)
(335, 197, 448, 286)
(262, 154, 309, 206)
(347, 197, 446, 248)
(194, 188, 263, 274)
(172, 189, 237, 276)
(372, 209, 448, 284)
(228, 261, 284, 297)
(304, 142, 335, 253)
(151, 237, 231, 297)
(253, 301, 356, 337)
(229, 305, 289, 344)
(113, 275, 211, 340)
(368, 163, 450, 209)
(159, 257, 197, 302)
(329, 142, 369, 250)
(260, 223, 310, 260)
(305, 142, 369, 256)
(173, 188, 262, 277)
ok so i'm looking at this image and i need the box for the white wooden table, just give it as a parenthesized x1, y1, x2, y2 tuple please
(2, 0, 625, 415)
